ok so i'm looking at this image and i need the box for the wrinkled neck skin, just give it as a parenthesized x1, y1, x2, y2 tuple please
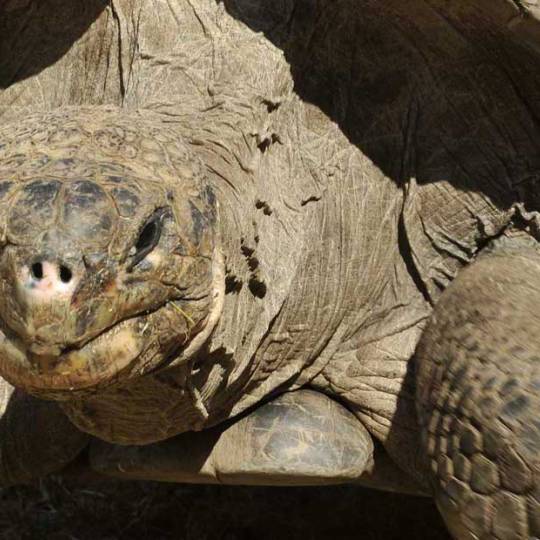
(188, 183, 309, 419)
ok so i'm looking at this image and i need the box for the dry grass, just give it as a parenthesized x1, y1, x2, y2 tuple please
(0, 477, 450, 539)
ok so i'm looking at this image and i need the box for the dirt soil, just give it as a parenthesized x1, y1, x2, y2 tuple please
(0, 476, 450, 539)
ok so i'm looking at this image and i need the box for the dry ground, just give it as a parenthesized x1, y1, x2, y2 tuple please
(0, 477, 450, 539)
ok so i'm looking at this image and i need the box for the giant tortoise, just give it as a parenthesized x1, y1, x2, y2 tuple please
(1, 0, 540, 538)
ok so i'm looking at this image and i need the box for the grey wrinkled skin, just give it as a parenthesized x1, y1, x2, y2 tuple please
(2, 1, 540, 538)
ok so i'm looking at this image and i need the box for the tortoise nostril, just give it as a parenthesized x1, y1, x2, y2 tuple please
(27, 262, 74, 285)
(59, 265, 73, 284)
(31, 262, 43, 280)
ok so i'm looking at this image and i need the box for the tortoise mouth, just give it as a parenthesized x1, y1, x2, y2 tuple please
(0, 293, 222, 399)
(0, 312, 150, 397)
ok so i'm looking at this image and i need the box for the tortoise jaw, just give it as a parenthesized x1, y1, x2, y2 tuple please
(0, 315, 148, 398)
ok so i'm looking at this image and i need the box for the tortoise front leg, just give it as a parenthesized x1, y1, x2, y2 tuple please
(89, 390, 375, 487)
(416, 238, 540, 539)
(0, 377, 89, 487)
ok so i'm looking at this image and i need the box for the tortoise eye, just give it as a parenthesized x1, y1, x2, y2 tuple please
(136, 221, 159, 252)
(128, 209, 167, 270)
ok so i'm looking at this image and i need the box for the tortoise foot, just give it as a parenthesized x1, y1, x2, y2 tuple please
(89, 390, 374, 486)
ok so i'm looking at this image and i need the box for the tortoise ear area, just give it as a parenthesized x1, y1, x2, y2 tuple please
(202, 185, 217, 225)
(165, 191, 217, 258)
(188, 199, 217, 256)
(188, 201, 207, 246)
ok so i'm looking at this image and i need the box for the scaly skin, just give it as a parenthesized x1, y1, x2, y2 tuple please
(416, 238, 540, 539)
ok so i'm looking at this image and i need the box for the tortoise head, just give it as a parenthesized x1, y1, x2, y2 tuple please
(0, 108, 224, 398)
